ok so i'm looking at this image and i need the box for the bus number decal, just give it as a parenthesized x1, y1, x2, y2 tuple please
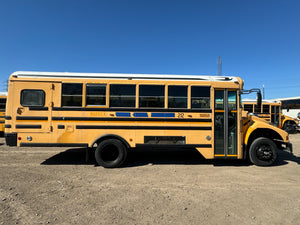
(178, 113, 184, 118)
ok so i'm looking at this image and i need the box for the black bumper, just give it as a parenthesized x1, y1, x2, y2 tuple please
(5, 133, 17, 146)
(284, 142, 293, 153)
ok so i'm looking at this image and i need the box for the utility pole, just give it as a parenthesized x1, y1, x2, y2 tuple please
(6, 80, 8, 92)
(217, 56, 222, 76)
(263, 84, 265, 99)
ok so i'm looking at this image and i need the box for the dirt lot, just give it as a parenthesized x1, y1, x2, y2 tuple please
(0, 134, 300, 225)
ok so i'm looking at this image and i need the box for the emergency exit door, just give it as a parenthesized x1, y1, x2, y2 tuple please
(12, 82, 54, 133)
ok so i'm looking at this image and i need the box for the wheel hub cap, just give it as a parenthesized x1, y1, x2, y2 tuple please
(257, 145, 273, 160)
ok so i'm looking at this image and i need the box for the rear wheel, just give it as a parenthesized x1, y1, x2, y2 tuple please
(95, 139, 127, 168)
(249, 137, 277, 166)
(283, 121, 296, 134)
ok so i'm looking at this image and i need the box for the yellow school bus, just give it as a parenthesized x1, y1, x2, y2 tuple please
(5, 71, 292, 167)
(243, 99, 299, 134)
(0, 92, 7, 135)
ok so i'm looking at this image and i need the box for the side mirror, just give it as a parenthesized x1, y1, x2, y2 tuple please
(256, 91, 262, 113)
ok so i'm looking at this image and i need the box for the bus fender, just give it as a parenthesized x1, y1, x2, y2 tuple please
(90, 134, 131, 149)
(244, 127, 285, 154)
(244, 116, 288, 147)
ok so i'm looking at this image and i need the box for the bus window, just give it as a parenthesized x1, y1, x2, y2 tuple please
(271, 106, 280, 125)
(86, 84, 106, 106)
(139, 85, 164, 108)
(21, 89, 45, 107)
(228, 91, 237, 111)
(191, 86, 210, 108)
(168, 86, 187, 108)
(215, 90, 224, 110)
(244, 104, 253, 113)
(62, 83, 83, 107)
(0, 98, 6, 110)
(263, 105, 270, 113)
(254, 105, 261, 113)
(110, 84, 136, 107)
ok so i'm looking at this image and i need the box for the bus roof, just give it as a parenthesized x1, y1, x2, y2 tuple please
(11, 71, 241, 82)
(243, 99, 281, 103)
(275, 96, 300, 101)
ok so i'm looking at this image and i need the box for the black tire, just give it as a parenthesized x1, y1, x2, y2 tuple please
(249, 137, 277, 166)
(95, 139, 127, 168)
(283, 121, 296, 134)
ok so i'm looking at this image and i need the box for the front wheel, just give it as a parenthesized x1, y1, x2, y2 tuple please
(95, 139, 128, 168)
(283, 121, 296, 134)
(249, 137, 277, 166)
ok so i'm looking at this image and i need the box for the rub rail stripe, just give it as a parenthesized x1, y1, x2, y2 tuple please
(76, 125, 212, 130)
(52, 117, 212, 122)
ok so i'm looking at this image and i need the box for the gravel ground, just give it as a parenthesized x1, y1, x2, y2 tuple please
(0, 134, 299, 225)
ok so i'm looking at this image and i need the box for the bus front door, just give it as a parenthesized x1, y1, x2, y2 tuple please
(214, 89, 238, 158)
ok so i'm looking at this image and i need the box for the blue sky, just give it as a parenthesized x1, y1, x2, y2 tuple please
(0, 0, 299, 99)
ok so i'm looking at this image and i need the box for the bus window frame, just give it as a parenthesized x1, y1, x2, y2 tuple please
(109, 84, 136, 108)
(85, 83, 107, 107)
(243, 103, 254, 113)
(190, 86, 211, 109)
(139, 84, 165, 108)
(167, 85, 188, 109)
(61, 83, 83, 107)
(263, 104, 270, 113)
(20, 89, 45, 107)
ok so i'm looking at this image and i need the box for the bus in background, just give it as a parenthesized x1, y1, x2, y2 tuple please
(0, 92, 7, 136)
(5, 71, 292, 167)
(243, 99, 299, 134)
(278, 97, 300, 131)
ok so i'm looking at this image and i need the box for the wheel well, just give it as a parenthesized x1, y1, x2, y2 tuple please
(247, 128, 283, 151)
(91, 134, 130, 149)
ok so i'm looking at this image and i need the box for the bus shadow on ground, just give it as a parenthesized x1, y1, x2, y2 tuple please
(41, 148, 95, 165)
(124, 147, 251, 167)
(41, 147, 248, 167)
(274, 150, 300, 166)
(41, 147, 300, 167)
